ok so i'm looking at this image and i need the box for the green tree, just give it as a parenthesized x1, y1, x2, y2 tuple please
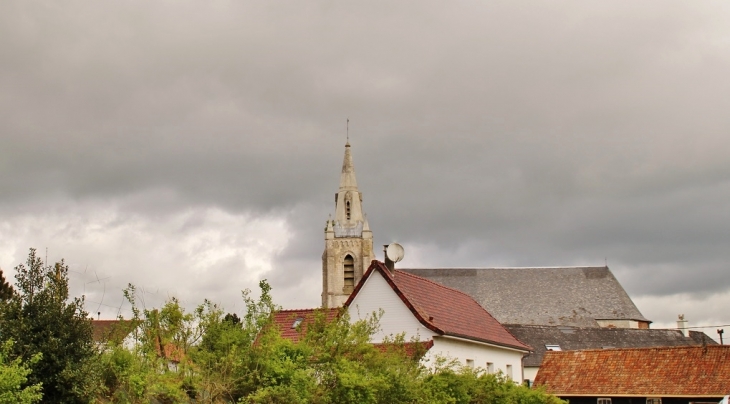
(97, 279, 565, 404)
(0, 268, 13, 301)
(0, 248, 100, 403)
(423, 365, 566, 404)
(0, 340, 43, 404)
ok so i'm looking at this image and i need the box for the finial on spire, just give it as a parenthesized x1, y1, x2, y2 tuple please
(346, 118, 350, 146)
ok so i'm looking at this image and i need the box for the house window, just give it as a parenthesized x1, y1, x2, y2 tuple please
(598, 399, 612, 404)
(646, 399, 661, 404)
(466, 359, 474, 368)
(486, 362, 494, 374)
(343, 255, 355, 292)
(545, 344, 562, 351)
(505, 364, 513, 379)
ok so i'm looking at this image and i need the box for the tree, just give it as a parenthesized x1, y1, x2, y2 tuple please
(0, 340, 43, 404)
(96, 279, 565, 404)
(0, 268, 13, 301)
(0, 248, 100, 403)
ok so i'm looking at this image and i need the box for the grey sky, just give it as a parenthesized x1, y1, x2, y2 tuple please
(2, 1, 730, 336)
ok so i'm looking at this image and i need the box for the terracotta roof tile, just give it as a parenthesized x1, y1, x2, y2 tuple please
(91, 320, 134, 343)
(271, 308, 339, 343)
(347, 261, 530, 351)
(534, 345, 730, 397)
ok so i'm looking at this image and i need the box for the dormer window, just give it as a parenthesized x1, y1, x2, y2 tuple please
(545, 344, 562, 351)
(346, 201, 351, 220)
(292, 317, 304, 329)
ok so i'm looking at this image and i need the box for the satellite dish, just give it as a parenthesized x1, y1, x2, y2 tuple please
(386, 243, 405, 263)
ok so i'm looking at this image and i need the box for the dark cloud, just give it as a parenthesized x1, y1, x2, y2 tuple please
(1, 1, 730, 329)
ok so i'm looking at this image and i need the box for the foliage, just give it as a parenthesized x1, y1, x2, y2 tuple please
(95, 279, 564, 404)
(0, 340, 43, 404)
(0, 269, 13, 301)
(99, 280, 281, 403)
(0, 251, 564, 404)
(422, 364, 565, 404)
(0, 248, 100, 404)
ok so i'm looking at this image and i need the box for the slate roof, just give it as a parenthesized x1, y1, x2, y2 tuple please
(534, 345, 730, 397)
(505, 324, 717, 367)
(402, 266, 649, 327)
(346, 261, 531, 351)
(271, 308, 339, 343)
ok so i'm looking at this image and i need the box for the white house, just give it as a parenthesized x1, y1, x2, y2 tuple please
(345, 260, 531, 379)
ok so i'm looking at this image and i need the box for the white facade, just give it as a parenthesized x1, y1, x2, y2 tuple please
(348, 270, 436, 342)
(523, 366, 539, 385)
(424, 336, 525, 380)
(347, 270, 526, 376)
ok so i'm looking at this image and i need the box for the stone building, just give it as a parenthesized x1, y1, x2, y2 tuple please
(321, 141, 375, 308)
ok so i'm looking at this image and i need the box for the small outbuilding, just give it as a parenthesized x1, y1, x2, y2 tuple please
(534, 345, 730, 404)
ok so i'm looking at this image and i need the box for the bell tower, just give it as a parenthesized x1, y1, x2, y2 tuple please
(322, 141, 374, 308)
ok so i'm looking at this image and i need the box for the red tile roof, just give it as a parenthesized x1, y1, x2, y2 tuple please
(534, 345, 730, 397)
(346, 261, 531, 351)
(91, 320, 134, 343)
(271, 308, 339, 343)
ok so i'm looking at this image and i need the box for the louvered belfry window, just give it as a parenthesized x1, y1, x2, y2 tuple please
(343, 255, 355, 292)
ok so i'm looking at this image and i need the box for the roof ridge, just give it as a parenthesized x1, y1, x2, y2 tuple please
(276, 308, 328, 313)
(394, 269, 484, 301)
(558, 345, 729, 353)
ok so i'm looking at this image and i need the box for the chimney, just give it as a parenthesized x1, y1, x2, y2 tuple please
(677, 314, 689, 337)
(383, 245, 395, 272)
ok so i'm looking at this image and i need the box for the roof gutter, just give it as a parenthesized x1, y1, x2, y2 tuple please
(438, 334, 531, 353)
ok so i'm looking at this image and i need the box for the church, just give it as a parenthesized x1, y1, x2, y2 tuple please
(315, 141, 713, 384)
(321, 140, 374, 308)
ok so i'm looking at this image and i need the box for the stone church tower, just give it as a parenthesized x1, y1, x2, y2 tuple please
(322, 141, 374, 308)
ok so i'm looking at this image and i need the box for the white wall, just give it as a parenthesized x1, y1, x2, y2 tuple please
(424, 336, 525, 380)
(523, 366, 539, 385)
(347, 270, 527, 378)
(347, 270, 436, 342)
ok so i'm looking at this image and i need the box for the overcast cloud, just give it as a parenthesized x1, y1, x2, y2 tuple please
(2, 1, 730, 338)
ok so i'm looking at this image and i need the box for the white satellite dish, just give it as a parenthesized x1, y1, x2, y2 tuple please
(386, 243, 405, 263)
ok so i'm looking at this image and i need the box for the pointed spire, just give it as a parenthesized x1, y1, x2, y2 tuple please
(339, 141, 358, 191)
(333, 141, 365, 229)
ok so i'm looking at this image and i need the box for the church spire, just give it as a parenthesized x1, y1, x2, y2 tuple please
(339, 141, 358, 191)
(322, 140, 374, 308)
(334, 142, 364, 226)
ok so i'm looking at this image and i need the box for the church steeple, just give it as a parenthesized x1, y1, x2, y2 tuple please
(322, 141, 374, 308)
(334, 141, 365, 228)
